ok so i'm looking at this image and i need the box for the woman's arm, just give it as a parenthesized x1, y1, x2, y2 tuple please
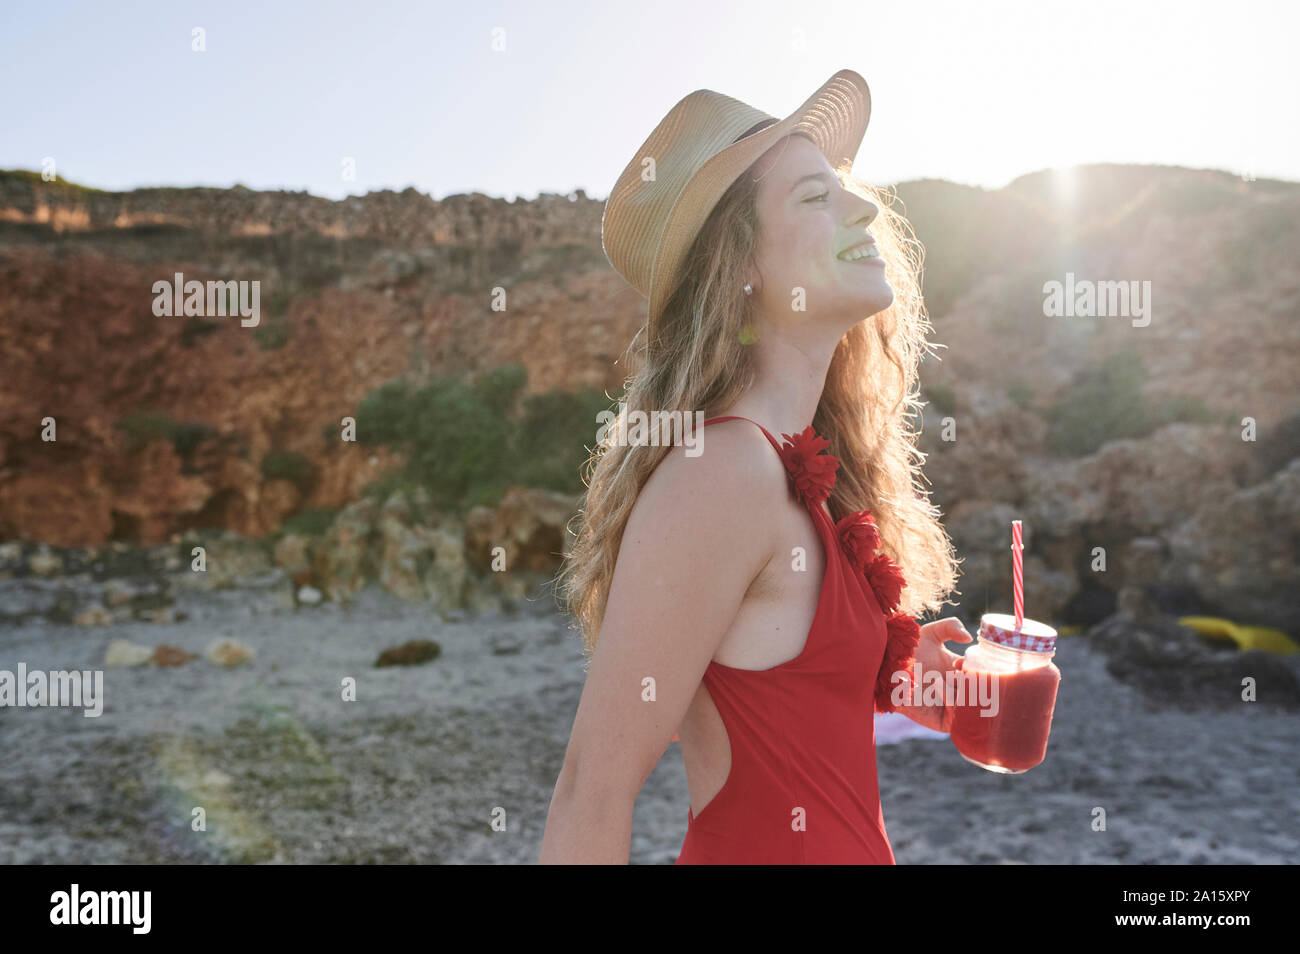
(539, 426, 780, 863)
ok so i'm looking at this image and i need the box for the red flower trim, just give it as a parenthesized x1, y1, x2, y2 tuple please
(874, 612, 922, 713)
(864, 553, 907, 615)
(777, 426, 838, 508)
(837, 509, 906, 614)
(835, 510, 881, 574)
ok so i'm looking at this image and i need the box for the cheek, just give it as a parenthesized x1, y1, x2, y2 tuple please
(762, 221, 832, 283)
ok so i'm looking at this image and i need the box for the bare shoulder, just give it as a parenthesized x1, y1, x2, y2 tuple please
(633, 418, 788, 528)
(612, 417, 790, 627)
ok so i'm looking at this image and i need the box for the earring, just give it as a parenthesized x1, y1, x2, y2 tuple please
(743, 283, 753, 296)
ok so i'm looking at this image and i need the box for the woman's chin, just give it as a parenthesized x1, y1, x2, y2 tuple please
(844, 281, 893, 317)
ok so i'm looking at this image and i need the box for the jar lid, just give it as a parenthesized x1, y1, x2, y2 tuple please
(978, 613, 1057, 653)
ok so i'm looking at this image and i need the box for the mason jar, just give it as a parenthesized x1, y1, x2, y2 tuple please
(949, 613, 1060, 774)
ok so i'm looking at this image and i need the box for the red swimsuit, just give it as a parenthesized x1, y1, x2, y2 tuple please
(674, 416, 921, 865)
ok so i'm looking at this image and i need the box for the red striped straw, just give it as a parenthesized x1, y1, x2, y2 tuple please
(1012, 520, 1024, 631)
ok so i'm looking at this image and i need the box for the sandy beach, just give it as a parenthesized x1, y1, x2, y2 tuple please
(1, 583, 1296, 865)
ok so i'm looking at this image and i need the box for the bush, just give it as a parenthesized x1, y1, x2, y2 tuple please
(353, 365, 609, 512)
(924, 384, 957, 415)
(1149, 394, 1214, 428)
(281, 509, 337, 537)
(253, 318, 290, 350)
(117, 411, 212, 457)
(514, 386, 612, 491)
(1043, 349, 1217, 457)
(1006, 384, 1034, 406)
(261, 450, 312, 485)
(1043, 350, 1147, 456)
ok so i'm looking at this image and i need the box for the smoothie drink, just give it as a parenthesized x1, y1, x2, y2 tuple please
(949, 613, 1060, 774)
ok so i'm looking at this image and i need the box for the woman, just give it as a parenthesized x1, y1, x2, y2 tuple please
(540, 70, 964, 864)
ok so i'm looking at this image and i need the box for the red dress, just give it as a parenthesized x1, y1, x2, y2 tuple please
(674, 415, 921, 865)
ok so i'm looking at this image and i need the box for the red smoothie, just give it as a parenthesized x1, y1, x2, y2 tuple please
(950, 661, 1061, 772)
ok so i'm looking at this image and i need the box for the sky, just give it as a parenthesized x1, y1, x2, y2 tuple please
(2, 0, 1296, 201)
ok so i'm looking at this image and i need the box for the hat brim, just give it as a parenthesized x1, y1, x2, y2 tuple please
(646, 69, 871, 338)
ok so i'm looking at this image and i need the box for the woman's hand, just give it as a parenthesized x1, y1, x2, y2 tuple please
(897, 617, 972, 733)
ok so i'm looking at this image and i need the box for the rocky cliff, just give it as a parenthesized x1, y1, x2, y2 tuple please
(0, 173, 640, 544)
(1, 165, 1297, 631)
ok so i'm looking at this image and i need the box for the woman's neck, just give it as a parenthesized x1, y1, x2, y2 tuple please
(720, 324, 841, 436)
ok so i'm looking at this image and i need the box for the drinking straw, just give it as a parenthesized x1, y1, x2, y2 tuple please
(1012, 520, 1024, 631)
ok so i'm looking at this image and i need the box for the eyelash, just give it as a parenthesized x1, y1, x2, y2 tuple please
(805, 192, 830, 203)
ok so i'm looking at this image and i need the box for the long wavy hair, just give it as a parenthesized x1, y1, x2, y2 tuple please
(557, 135, 961, 658)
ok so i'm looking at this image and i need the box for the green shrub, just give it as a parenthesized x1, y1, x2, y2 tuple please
(924, 384, 957, 415)
(1149, 394, 1214, 428)
(1043, 350, 1147, 456)
(261, 450, 312, 484)
(117, 411, 212, 457)
(265, 289, 294, 318)
(513, 386, 611, 491)
(1007, 384, 1034, 406)
(353, 366, 609, 513)
(355, 373, 513, 510)
(281, 508, 337, 536)
(180, 319, 220, 347)
(474, 363, 528, 415)
(253, 318, 290, 350)
(1043, 350, 1217, 457)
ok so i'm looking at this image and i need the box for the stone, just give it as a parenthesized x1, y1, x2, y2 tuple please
(0, 579, 68, 622)
(74, 605, 113, 626)
(101, 579, 136, 607)
(152, 644, 198, 666)
(28, 548, 62, 577)
(375, 639, 442, 667)
(488, 631, 523, 655)
(273, 533, 312, 577)
(1085, 612, 1300, 711)
(137, 606, 180, 623)
(105, 639, 154, 667)
(313, 498, 377, 605)
(1164, 459, 1300, 634)
(205, 638, 255, 667)
(462, 486, 579, 575)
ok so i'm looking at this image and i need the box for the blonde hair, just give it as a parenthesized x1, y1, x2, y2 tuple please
(558, 137, 960, 657)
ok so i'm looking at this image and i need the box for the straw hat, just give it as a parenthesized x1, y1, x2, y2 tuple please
(601, 68, 871, 341)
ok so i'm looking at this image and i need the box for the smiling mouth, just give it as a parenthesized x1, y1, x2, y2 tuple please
(837, 243, 882, 263)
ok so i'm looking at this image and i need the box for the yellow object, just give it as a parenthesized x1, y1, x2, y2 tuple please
(1177, 616, 1298, 654)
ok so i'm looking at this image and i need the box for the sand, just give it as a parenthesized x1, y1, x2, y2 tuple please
(1, 584, 1296, 864)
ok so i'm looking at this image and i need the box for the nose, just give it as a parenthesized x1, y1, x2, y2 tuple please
(842, 192, 878, 230)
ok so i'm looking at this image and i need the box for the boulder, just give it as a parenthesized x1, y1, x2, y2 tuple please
(272, 532, 313, 579)
(74, 605, 112, 626)
(374, 491, 468, 607)
(1165, 458, 1300, 634)
(105, 639, 154, 667)
(27, 547, 62, 577)
(462, 486, 579, 575)
(152, 644, 198, 667)
(1085, 611, 1300, 711)
(205, 638, 255, 667)
(375, 639, 441, 667)
(313, 498, 377, 605)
